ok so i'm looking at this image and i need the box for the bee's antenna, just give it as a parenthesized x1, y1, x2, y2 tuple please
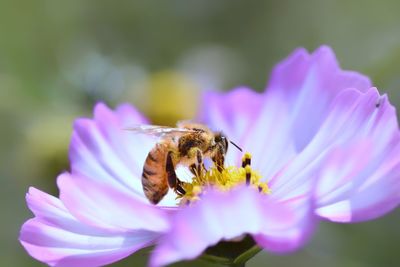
(230, 141, 243, 152)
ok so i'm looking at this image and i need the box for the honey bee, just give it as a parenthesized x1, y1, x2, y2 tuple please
(126, 122, 242, 204)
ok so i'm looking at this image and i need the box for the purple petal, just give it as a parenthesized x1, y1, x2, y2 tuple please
(57, 172, 169, 232)
(69, 102, 155, 200)
(20, 187, 158, 267)
(269, 87, 400, 222)
(198, 87, 264, 140)
(199, 46, 372, 179)
(266, 46, 371, 151)
(150, 187, 314, 267)
(199, 47, 399, 223)
(198, 88, 265, 166)
(311, 89, 400, 222)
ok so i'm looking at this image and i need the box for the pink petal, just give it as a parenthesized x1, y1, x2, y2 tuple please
(69, 102, 155, 199)
(20, 187, 158, 267)
(315, 88, 400, 222)
(58, 172, 169, 232)
(198, 88, 265, 166)
(199, 46, 372, 180)
(266, 89, 367, 200)
(198, 87, 264, 141)
(266, 46, 371, 151)
(200, 87, 298, 178)
(269, 87, 400, 222)
(150, 186, 314, 267)
(199, 46, 398, 225)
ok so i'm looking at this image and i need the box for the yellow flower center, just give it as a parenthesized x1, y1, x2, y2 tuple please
(178, 153, 270, 205)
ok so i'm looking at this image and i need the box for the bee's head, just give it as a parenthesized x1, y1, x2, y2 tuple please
(214, 132, 242, 153)
(214, 132, 229, 153)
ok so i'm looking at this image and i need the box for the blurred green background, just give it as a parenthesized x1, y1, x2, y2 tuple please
(1, 0, 400, 266)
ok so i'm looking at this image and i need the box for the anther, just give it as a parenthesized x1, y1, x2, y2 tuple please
(245, 165, 252, 185)
(242, 152, 252, 168)
(193, 186, 202, 196)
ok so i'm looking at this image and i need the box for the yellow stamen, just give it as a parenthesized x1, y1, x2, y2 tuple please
(245, 165, 252, 185)
(178, 152, 270, 205)
(242, 152, 252, 168)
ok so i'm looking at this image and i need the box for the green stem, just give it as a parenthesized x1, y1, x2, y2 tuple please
(233, 245, 261, 265)
(200, 236, 261, 266)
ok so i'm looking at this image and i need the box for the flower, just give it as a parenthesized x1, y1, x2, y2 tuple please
(20, 46, 400, 267)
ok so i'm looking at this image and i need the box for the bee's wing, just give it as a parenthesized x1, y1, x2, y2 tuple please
(124, 125, 195, 138)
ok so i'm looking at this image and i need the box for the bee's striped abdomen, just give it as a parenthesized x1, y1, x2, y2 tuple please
(141, 144, 169, 204)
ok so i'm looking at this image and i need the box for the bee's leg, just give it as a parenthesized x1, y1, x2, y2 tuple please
(212, 149, 225, 172)
(176, 180, 186, 196)
(189, 148, 204, 176)
(166, 151, 186, 195)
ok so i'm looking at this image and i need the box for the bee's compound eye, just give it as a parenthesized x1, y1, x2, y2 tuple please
(214, 134, 222, 143)
(222, 136, 229, 150)
(214, 132, 228, 150)
(216, 134, 227, 149)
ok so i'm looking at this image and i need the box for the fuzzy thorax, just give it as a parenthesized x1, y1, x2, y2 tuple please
(179, 153, 270, 205)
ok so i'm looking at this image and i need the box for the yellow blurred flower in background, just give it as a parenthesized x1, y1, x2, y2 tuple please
(126, 70, 200, 125)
